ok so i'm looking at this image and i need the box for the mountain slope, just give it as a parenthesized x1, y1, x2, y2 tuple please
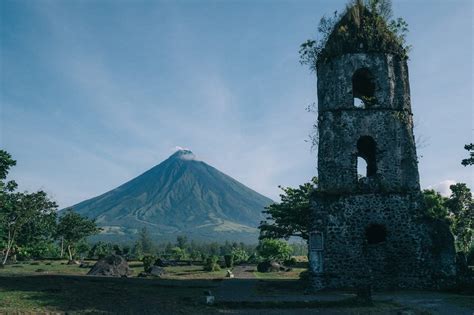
(69, 150, 273, 243)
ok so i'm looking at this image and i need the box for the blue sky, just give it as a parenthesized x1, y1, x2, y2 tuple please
(1, 0, 472, 208)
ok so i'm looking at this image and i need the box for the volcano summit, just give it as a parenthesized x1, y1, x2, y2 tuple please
(68, 149, 273, 243)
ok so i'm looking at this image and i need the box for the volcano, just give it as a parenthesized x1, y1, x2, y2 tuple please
(68, 149, 273, 243)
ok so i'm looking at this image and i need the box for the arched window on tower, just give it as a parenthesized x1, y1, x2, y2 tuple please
(357, 136, 377, 178)
(352, 68, 375, 108)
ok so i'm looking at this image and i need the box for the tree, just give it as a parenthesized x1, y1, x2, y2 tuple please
(461, 143, 474, 166)
(231, 247, 249, 264)
(89, 241, 112, 259)
(137, 226, 155, 254)
(1, 190, 58, 265)
(176, 235, 188, 250)
(0, 150, 17, 199)
(56, 209, 100, 261)
(257, 239, 292, 262)
(169, 247, 187, 260)
(0, 150, 60, 265)
(445, 183, 474, 253)
(423, 189, 449, 220)
(259, 177, 317, 241)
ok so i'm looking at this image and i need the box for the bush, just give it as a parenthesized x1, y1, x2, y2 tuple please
(224, 254, 234, 268)
(142, 255, 157, 272)
(247, 253, 262, 264)
(203, 256, 221, 272)
(231, 248, 249, 264)
(257, 239, 292, 262)
(467, 244, 474, 266)
(284, 257, 298, 266)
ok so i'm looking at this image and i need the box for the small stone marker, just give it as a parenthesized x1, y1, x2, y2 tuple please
(203, 290, 215, 305)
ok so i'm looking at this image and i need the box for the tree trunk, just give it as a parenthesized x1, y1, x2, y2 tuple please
(60, 237, 64, 258)
(67, 244, 73, 262)
(2, 230, 14, 266)
(2, 243, 11, 265)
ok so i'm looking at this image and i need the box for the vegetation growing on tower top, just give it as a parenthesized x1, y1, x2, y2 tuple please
(300, 0, 411, 71)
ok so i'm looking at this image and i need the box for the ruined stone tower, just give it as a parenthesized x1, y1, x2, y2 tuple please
(309, 4, 456, 289)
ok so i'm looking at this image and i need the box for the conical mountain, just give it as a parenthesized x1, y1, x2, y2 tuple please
(69, 149, 273, 243)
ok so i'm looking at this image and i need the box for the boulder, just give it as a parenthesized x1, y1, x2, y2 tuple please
(67, 260, 80, 265)
(79, 262, 91, 268)
(87, 255, 132, 277)
(148, 265, 165, 277)
(154, 258, 169, 267)
(257, 261, 289, 273)
(137, 266, 165, 278)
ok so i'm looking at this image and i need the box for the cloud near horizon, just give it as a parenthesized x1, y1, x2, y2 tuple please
(428, 180, 457, 197)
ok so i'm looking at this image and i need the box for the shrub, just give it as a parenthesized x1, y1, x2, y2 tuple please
(224, 254, 234, 268)
(203, 256, 221, 272)
(231, 248, 249, 264)
(142, 255, 157, 272)
(257, 239, 292, 262)
(284, 257, 298, 266)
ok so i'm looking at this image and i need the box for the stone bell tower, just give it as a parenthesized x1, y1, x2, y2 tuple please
(309, 4, 456, 289)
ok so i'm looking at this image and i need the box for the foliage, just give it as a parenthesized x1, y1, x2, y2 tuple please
(445, 183, 473, 253)
(299, 0, 410, 72)
(424, 184, 474, 254)
(137, 227, 155, 254)
(0, 150, 17, 199)
(89, 241, 113, 259)
(257, 239, 292, 262)
(56, 209, 101, 261)
(203, 255, 220, 272)
(132, 240, 144, 260)
(142, 255, 157, 272)
(259, 177, 317, 241)
(75, 241, 91, 259)
(0, 150, 60, 265)
(17, 241, 60, 260)
(284, 257, 298, 266)
(462, 143, 474, 166)
(467, 243, 474, 266)
(231, 247, 249, 264)
(423, 189, 449, 220)
(1, 190, 58, 265)
(168, 247, 187, 260)
(176, 235, 188, 249)
(224, 254, 234, 268)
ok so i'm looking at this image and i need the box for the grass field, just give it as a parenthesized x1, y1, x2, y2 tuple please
(1, 261, 472, 314)
(253, 267, 305, 279)
(0, 260, 227, 279)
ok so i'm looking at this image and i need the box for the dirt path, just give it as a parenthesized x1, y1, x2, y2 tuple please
(231, 264, 256, 279)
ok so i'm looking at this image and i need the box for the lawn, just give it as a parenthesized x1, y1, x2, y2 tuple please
(253, 267, 305, 280)
(0, 260, 227, 279)
(1, 261, 471, 314)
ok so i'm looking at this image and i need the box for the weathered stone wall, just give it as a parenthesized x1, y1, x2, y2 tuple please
(309, 192, 456, 289)
(317, 109, 419, 193)
(317, 53, 410, 111)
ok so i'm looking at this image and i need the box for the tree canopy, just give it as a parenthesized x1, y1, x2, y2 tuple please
(56, 209, 101, 261)
(259, 177, 317, 241)
(424, 184, 474, 253)
(257, 238, 292, 262)
(1, 150, 59, 265)
(461, 143, 474, 166)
